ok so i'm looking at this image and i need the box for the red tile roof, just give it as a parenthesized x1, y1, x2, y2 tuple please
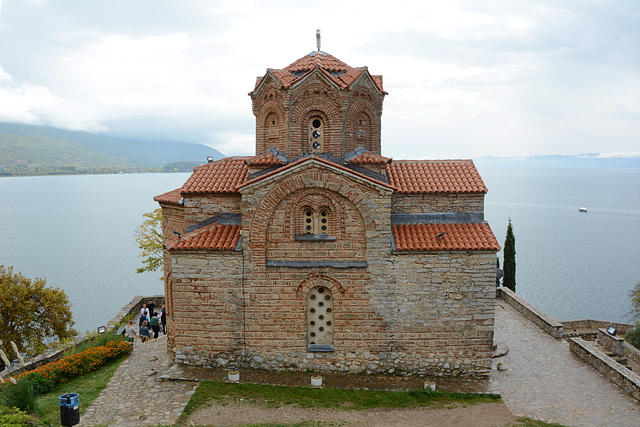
(284, 52, 352, 74)
(181, 157, 250, 194)
(346, 151, 391, 165)
(153, 188, 183, 205)
(247, 151, 288, 166)
(393, 223, 500, 251)
(167, 223, 241, 251)
(386, 160, 487, 194)
(252, 52, 386, 94)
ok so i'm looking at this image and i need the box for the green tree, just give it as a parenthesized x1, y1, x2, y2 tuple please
(0, 266, 76, 370)
(503, 218, 516, 292)
(134, 208, 163, 278)
(630, 281, 640, 320)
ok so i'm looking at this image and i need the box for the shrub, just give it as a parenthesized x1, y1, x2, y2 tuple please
(1, 340, 131, 397)
(63, 330, 127, 357)
(0, 379, 37, 413)
(625, 321, 640, 350)
(0, 406, 40, 427)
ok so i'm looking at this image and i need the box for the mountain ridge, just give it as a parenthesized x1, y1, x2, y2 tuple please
(0, 122, 224, 175)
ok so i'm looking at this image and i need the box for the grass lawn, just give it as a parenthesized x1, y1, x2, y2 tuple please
(178, 380, 501, 423)
(34, 357, 126, 425)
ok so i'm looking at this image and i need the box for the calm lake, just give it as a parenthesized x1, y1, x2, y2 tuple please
(1, 168, 639, 334)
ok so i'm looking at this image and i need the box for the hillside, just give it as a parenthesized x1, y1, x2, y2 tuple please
(474, 154, 640, 168)
(0, 122, 224, 176)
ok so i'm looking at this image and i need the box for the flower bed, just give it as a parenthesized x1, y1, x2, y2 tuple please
(1, 340, 131, 395)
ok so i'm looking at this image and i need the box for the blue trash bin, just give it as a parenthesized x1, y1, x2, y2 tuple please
(58, 393, 80, 426)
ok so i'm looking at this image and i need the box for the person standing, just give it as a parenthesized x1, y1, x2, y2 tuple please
(147, 300, 155, 318)
(125, 320, 138, 344)
(160, 304, 167, 334)
(139, 320, 151, 342)
(140, 303, 149, 320)
(150, 313, 160, 339)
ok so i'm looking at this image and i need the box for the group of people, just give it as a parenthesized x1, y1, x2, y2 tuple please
(124, 300, 167, 344)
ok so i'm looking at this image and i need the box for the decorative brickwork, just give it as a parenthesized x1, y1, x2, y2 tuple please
(157, 48, 499, 378)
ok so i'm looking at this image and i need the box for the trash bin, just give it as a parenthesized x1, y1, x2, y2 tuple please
(58, 393, 80, 426)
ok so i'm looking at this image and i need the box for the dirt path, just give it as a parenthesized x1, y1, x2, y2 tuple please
(186, 401, 518, 426)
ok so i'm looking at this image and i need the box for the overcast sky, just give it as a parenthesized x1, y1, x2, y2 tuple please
(1, 1, 639, 159)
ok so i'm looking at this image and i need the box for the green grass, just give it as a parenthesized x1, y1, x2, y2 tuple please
(33, 357, 125, 425)
(178, 380, 501, 422)
(513, 418, 567, 427)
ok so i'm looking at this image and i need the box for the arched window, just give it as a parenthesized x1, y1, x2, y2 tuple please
(266, 112, 279, 143)
(308, 116, 324, 153)
(307, 286, 334, 347)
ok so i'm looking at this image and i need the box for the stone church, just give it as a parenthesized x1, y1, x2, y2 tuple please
(154, 45, 500, 377)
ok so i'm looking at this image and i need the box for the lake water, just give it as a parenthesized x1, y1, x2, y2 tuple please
(479, 167, 640, 325)
(0, 168, 639, 334)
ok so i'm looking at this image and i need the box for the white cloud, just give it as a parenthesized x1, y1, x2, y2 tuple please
(1, 1, 640, 158)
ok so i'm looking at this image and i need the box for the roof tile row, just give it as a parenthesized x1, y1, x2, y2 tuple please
(181, 157, 250, 194)
(167, 223, 241, 251)
(393, 223, 499, 251)
(386, 160, 487, 194)
(161, 155, 486, 197)
(153, 188, 183, 205)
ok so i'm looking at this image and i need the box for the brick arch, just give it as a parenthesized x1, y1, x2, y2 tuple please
(345, 100, 379, 154)
(285, 188, 346, 239)
(256, 101, 287, 153)
(296, 272, 345, 297)
(289, 96, 341, 157)
(248, 168, 377, 257)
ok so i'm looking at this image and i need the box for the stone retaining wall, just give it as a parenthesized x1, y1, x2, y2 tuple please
(496, 287, 563, 338)
(625, 342, 640, 366)
(4, 295, 163, 377)
(597, 328, 625, 356)
(563, 319, 633, 336)
(569, 337, 640, 401)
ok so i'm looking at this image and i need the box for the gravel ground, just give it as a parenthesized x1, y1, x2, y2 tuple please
(185, 401, 517, 426)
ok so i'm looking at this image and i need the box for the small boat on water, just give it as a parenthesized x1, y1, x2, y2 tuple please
(579, 207, 588, 212)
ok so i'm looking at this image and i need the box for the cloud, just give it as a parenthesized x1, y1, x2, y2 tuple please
(579, 152, 640, 159)
(1, 0, 640, 158)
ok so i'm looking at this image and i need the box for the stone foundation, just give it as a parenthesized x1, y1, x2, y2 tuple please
(173, 347, 491, 378)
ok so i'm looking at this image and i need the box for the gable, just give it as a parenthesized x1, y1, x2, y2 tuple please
(240, 156, 394, 194)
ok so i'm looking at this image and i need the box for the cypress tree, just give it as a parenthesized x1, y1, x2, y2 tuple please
(503, 218, 516, 292)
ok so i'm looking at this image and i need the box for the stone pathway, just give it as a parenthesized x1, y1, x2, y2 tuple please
(78, 301, 640, 426)
(490, 301, 640, 426)
(78, 335, 197, 426)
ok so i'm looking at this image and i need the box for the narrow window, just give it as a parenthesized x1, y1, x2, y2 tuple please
(301, 208, 330, 235)
(304, 208, 314, 234)
(309, 117, 324, 153)
(307, 286, 334, 347)
(319, 209, 328, 234)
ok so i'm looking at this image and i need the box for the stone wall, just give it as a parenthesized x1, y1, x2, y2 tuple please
(625, 342, 640, 367)
(184, 194, 242, 225)
(597, 328, 625, 356)
(391, 193, 484, 215)
(570, 337, 640, 401)
(562, 319, 633, 336)
(169, 155, 496, 378)
(497, 287, 563, 338)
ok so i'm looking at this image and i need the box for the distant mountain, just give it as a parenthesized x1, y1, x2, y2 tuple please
(0, 122, 224, 175)
(474, 154, 640, 169)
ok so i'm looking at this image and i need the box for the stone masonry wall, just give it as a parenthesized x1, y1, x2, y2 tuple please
(172, 252, 495, 377)
(183, 194, 242, 225)
(391, 193, 484, 214)
(170, 251, 244, 364)
(169, 163, 496, 377)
